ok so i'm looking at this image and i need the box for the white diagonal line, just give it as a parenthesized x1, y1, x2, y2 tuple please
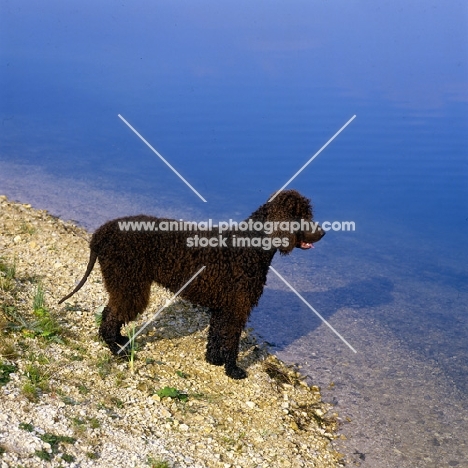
(117, 266, 206, 354)
(269, 266, 357, 353)
(269, 115, 356, 202)
(118, 114, 207, 203)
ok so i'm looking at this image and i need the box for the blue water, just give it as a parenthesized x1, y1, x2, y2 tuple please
(1, 1, 467, 466)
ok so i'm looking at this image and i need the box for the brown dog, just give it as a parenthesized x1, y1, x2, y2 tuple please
(59, 190, 325, 379)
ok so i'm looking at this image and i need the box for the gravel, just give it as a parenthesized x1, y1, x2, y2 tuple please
(0, 195, 344, 467)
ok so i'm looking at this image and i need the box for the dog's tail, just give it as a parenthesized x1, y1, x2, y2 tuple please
(58, 250, 98, 304)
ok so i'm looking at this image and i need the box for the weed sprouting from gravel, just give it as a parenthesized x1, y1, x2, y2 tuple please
(88, 417, 100, 429)
(2, 283, 64, 344)
(0, 256, 16, 292)
(19, 422, 34, 432)
(155, 386, 188, 402)
(22, 359, 50, 401)
(0, 339, 18, 359)
(31, 283, 64, 343)
(0, 362, 17, 386)
(62, 395, 78, 405)
(19, 222, 36, 235)
(110, 396, 124, 409)
(78, 384, 90, 395)
(33, 432, 76, 463)
(96, 352, 113, 379)
(94, 305, 105, 326)
(127, 323, 138, 374)
(147, 456, 170, 468)
(35, 449, 52, 461)
(32, 283, 46, 314)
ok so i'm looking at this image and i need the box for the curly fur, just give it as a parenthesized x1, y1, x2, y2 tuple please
(59, 190, 325, 379)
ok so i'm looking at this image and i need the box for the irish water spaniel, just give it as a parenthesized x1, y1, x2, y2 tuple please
(59, 190, 325, 379)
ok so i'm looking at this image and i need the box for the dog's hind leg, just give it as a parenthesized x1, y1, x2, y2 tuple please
(99, 306, 128, 355)
(99, 280, 152, 356)
(205, 309, 226, 366)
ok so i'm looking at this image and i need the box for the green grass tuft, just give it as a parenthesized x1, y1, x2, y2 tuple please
(155, 386, 188, 402)
(19, 422, 34, 432)
(0, 362, 17, 386)
(147, 456, 170, 468)
(0, 257, 16, 291)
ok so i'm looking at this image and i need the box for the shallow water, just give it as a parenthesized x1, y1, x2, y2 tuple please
(1, 1, 467, 466)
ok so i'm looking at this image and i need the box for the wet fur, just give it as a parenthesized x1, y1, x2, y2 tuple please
(59, 190, 325, 379)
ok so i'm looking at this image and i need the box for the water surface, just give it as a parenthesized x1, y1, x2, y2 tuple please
(1, 1, 467, 466)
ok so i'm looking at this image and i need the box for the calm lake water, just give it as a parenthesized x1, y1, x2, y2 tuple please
(1, 1, 467, 466)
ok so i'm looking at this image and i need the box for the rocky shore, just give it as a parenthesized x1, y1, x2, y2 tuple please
(0, 195, 344, 467)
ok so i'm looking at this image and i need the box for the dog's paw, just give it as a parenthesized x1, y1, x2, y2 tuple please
(225, 365, 247, 380)
(108, 336, 131, 358)
(205, 351, 225, 366)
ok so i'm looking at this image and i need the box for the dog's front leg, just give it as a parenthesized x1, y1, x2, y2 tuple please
(206, 308, 248, 379)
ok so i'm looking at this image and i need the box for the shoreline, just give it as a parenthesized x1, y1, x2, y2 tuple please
(0, 195, 343, 467)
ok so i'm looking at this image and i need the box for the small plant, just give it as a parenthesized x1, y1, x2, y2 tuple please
(2, 286, 63, 343)
(147, 456, 170, 468)
(71, 417, 86, 426)
(19, 422, 34, 432)
(32, 283, 46, 314)
(88, 417, 100, 429)
(78, 384, 89, 395)
(94, 305, 105, 326)
(155, 386, 188, 402)
(22, 361, 50, 400)
(40, 433, 76, 447)
(61, 396, 78, 405)
(64, 303, 82, 312)
(37, 432, 76, 461)
(0, 340, 18, 359)
(30, 284, 63, 343)
(114, 371, 126, 387)
(127, 324, 138, 374)
(86, 451, 99, 460)
(25, 363, 49, 387)
(61, 453, 75, 463)
(20, 222, 36, 235)
(2, 305, 28, 333)
(0, 257, 16, 291)
(69, 354, 83, 361)
(0, 445, 6, 455)
(176, 370, 188, 379)
(0, 362, 17, 386)
(35, 449, 52, 461)
(22, 382, 39, 401)
(96, 353, 112, 379)
(110, 396, 124, 409)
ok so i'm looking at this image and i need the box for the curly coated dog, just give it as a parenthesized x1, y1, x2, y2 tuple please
(59, 190, 325, 379)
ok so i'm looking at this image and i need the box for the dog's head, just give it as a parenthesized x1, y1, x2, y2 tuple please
(260, 190, 325, 255)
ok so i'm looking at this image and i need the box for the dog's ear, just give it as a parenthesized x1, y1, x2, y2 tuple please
(268, 190, 313, 220)
(266, 190, 313, 255)
(266, 223, 297, 255)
